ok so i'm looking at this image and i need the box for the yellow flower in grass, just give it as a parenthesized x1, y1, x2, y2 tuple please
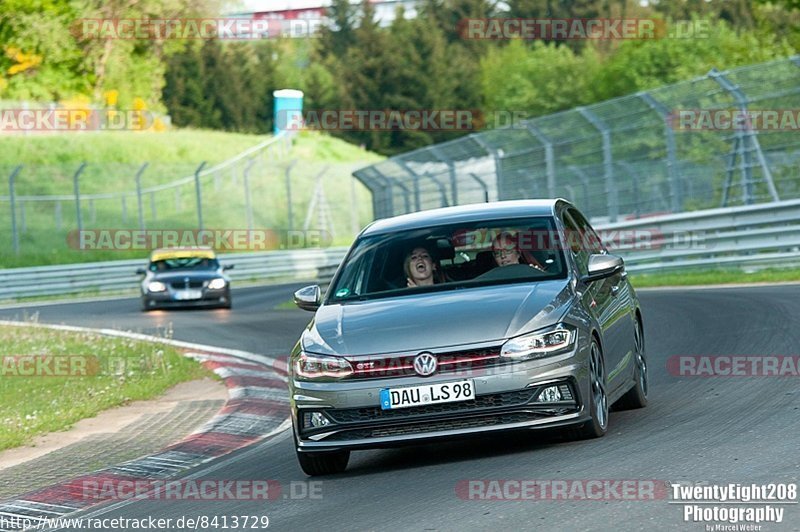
(104, 90, 119, 107)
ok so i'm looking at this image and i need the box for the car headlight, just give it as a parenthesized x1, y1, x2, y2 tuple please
(295, 352, 353, 379)
(147, 281, 167, 293)
(500, 324, 576, 360)
(207, 278, 227, 290)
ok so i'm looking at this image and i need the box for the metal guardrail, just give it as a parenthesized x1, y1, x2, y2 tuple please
(597, 199, 800, 273)
(0, 248, 348, 300)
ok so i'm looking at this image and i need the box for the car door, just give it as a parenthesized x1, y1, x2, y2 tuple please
(563, 208, 635, 395)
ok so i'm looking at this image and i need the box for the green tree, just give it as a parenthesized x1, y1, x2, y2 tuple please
(318, 0, 358, 58)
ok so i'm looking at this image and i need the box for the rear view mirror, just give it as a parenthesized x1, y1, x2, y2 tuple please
(294, 285, 321, 312)
(136, 267, 146, 275)
(223, 264, 235, 271)
(581, 254, 624, 284)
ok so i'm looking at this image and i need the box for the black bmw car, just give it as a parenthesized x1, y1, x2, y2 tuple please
(137, 247, 233, 311)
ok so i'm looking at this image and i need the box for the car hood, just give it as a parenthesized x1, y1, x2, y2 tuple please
(303, 280, 574, 356)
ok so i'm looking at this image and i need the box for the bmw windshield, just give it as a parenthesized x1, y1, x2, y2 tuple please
(329, 217, 568, 303)
(149, 257, 220, 272)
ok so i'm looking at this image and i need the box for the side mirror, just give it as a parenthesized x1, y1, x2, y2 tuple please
(581, 254, 624, 284)
(136, 267, 146, 275)
(294, 285, 321, 312)
(223, 264, 235, 271)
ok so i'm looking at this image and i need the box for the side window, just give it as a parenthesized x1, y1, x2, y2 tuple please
(561, 211, 590, 274)
(567, 209, 605, 255)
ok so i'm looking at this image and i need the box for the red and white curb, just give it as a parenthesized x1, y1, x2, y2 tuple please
(0, 321, 291, 531)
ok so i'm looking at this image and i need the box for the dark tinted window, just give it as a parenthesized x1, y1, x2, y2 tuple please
(329, 217, 568, 302)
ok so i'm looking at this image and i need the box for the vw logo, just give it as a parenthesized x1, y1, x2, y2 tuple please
(413, 352, 437, 377)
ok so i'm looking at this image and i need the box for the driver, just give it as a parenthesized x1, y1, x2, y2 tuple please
(491, 231, 546, 271)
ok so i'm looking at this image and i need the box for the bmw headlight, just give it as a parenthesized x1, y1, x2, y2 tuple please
(500, 324, 577, 360)
(147, 281, 167, 293)
(295, 352, 353, 380)
(207, 278, 227, 290)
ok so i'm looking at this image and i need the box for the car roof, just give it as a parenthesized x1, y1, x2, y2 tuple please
(361, 199, 569, 236)
(149, 247, 216, 262)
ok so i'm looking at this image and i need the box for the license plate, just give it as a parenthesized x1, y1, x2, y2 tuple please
(174, 289, 202, 301)
(380, 380, 475, 410)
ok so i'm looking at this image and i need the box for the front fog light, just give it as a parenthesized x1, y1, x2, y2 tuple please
(303, 411, 331, 428)
(537, 385, 562, 402)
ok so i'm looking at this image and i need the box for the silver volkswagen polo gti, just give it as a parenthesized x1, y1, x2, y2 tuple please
(289, 200, 647, 475)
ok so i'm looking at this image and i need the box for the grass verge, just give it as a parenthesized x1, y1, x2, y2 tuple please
(0, 324, 212, 451)
(630, 267, 800, 288)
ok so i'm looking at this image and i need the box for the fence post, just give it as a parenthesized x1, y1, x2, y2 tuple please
(525, 123, 556, 198)
(638, 92, 682, 213)
(121, 196, 127, 223)
(350, 172, 359, 236)
(243, 158, 256, 231)
(285, 160, 297, 232)
(194, 161, 207, 230)
(709, 68, 779, 205)
(472, 135, 504, 200)
(577, 108, 617, 222)
(55, 201, 62, 231)
(72, 162, 87, 235)
(149, 192, 157, 221)
(135, 163, 148, 230)
(8, 165, 22, 254)
(469, 173, 490, 203)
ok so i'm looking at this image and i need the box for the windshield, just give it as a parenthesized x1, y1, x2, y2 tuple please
(329, 217, 567, 303)
(149, 257, 219, 272)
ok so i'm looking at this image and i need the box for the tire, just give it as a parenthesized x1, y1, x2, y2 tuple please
(616, 317, 648, 410)
(570, 338, 608, 440)
(296, 449, 350, 476)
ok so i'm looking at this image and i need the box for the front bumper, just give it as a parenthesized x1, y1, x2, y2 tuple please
(142, 288, 230, 308)
(291, 352, 590, 452)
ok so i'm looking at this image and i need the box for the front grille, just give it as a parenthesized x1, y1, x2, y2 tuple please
(326, 388, 539, 424)
(170, 281, 204, 289)
(347, 347, 502, 379)
(325, 411, 568, 441)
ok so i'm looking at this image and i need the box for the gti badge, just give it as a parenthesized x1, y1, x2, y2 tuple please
(413, 352, 437, 377)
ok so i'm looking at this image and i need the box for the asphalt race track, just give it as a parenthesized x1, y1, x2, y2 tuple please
(2, 283, 799, 531)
